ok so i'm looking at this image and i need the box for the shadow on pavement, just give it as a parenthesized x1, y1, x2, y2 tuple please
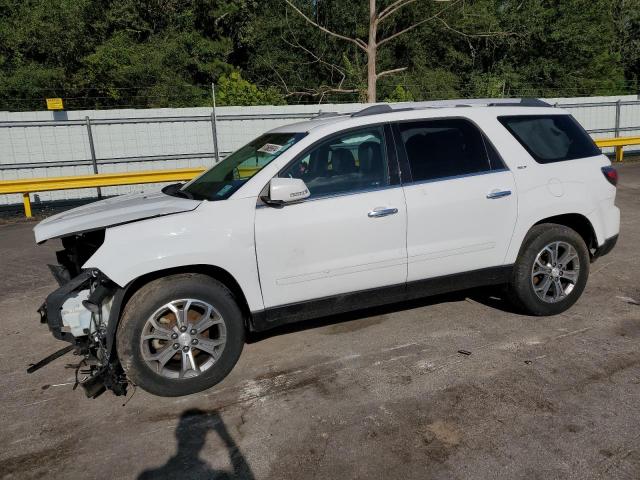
(247, 285, 525, 344)
(138, 409, 254, 480)
(465, 286, 525, 315)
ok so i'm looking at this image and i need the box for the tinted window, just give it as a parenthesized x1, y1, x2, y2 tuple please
(484, 135, 507, 170)
(183, 132, 305, 200)
(398, 119, 491, 182)
(280, 127, 389, 197)
(499, 115, 600, 164)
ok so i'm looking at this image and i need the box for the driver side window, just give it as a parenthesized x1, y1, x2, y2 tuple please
(280, 127, 389, 198)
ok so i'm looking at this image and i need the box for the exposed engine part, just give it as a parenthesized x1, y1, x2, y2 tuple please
(62, 314, 128, 398)
(74, 272, 127, 398)
(69, 359, 128, 398)
(59, 287, 113, 337)
(60, 289, 93, 337)
(33, 261, 129, 398)
(56, 230, 105, 277)
(48, 264, 71, 286)
(83, 280, 115, 314)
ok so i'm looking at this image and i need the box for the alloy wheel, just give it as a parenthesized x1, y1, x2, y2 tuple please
(531, 241, 580, 303)
(140, 299, 227, 379)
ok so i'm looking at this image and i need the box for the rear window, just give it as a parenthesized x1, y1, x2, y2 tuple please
(499, 115, 600, 164)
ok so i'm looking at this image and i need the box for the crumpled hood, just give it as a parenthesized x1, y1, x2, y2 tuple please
(34, 191, 202, 243)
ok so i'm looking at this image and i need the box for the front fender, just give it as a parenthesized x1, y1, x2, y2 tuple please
(84, 197, 263, 312)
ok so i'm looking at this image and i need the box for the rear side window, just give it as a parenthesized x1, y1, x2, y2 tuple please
(485, 137, 507, 170)
(397, 119, 493, 182)
(499, 115, 600, 164)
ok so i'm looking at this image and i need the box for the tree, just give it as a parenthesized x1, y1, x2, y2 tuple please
(216, 71, 285, 106)
(611, 0, 640, 85)
(283, 0, 495, 102)
(0, 0, 638, 110)
(0, 0, 279, 109)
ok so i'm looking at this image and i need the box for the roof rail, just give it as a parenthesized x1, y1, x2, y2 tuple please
(348, 98, 552, 118)
(351, 104, 393, 117)
(486, 98, 551, 107)
(408, 98, 551, 108)
(314, 111, 342, 119)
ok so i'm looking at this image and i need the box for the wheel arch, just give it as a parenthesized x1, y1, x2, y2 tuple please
(532, 213, 597, 253)
(106, 264, 253, 357)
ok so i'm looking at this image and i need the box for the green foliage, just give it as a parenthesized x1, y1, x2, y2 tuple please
(612, 0, 640, 84)
(216, 71, 285, 106)
(383, 85, 414, 103)
(79, 30, 233, 107)
(0, 0, 638, 110)
(0, 0, 279, 109)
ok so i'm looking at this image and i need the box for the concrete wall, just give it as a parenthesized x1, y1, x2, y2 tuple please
(546, 95, 640, 138)
(0, 104, 361, 205)
(1, 96, 638, 206)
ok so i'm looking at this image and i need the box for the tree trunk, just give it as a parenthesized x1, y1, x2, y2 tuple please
(366, 0, 377, 103)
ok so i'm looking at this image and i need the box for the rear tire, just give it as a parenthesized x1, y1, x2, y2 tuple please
(507, 224, 590, 316)
(116, 273, 244, 397)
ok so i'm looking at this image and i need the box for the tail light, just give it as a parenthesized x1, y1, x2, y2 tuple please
(601, 166, 618, 186)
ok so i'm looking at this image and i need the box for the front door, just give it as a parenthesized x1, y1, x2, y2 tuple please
(255, 125, 407, 309)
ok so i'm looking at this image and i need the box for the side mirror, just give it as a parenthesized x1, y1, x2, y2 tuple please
(262, 178, 310, 206)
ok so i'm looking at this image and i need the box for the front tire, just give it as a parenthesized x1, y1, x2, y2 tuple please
(508, 224, 590, 316)
(116, 273, 245, 397)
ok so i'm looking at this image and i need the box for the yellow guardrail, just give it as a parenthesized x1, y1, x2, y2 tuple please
(0, 168, 206, 218)
(0, 165, 264, 218)
(594, 136, 640, 162)
(0, 138, 637, 218)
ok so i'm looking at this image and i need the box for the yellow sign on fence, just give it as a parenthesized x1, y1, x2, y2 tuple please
(46, 98, 64, 110)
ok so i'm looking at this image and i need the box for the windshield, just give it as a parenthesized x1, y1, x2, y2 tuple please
(181, 132, 307, 200)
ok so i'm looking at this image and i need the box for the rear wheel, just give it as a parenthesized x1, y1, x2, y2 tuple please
(508, 224, 590, 316)
(116, 274, 244, 396)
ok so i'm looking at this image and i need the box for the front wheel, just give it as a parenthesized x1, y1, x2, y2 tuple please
(507, 224, 590, 316)
(116, 274, 245, 397)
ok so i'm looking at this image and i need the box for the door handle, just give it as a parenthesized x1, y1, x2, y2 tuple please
(486, 190, 512, 199)
(368, 207, 398, 218)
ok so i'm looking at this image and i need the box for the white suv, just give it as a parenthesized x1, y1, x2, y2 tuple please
(32, 99, 620, 397)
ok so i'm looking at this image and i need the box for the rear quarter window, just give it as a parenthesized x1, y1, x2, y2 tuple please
(498, 114, 600, 164)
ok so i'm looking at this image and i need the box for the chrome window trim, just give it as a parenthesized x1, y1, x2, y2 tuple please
(401, 167, 510, 188)
(393, 116, 512, 183)
(256, 168, 509, 209)
(256, 183, 403, 209)
(256, 115, 514, 209)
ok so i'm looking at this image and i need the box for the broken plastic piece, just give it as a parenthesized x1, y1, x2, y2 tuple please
(27, 345, 74, 374)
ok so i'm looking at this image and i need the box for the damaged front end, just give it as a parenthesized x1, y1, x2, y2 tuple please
(31, 230, 128, 398)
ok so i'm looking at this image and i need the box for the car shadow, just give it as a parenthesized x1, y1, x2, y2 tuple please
(246, 285, 524, 344)
(466, 286, 525, 315)
(137, 409, 255, 480)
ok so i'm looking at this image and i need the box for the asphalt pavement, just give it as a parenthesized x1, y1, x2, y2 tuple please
(1, 163, 639, 479)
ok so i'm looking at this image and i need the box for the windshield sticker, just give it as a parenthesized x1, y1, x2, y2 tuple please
(257, 143, 283, 154)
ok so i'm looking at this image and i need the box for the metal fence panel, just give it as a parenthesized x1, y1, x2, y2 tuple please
(0, 97, 638, 206)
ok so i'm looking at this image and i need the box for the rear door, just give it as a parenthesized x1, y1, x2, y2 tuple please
(394, 118, 518, 282)
(254, 125, 408, 309)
